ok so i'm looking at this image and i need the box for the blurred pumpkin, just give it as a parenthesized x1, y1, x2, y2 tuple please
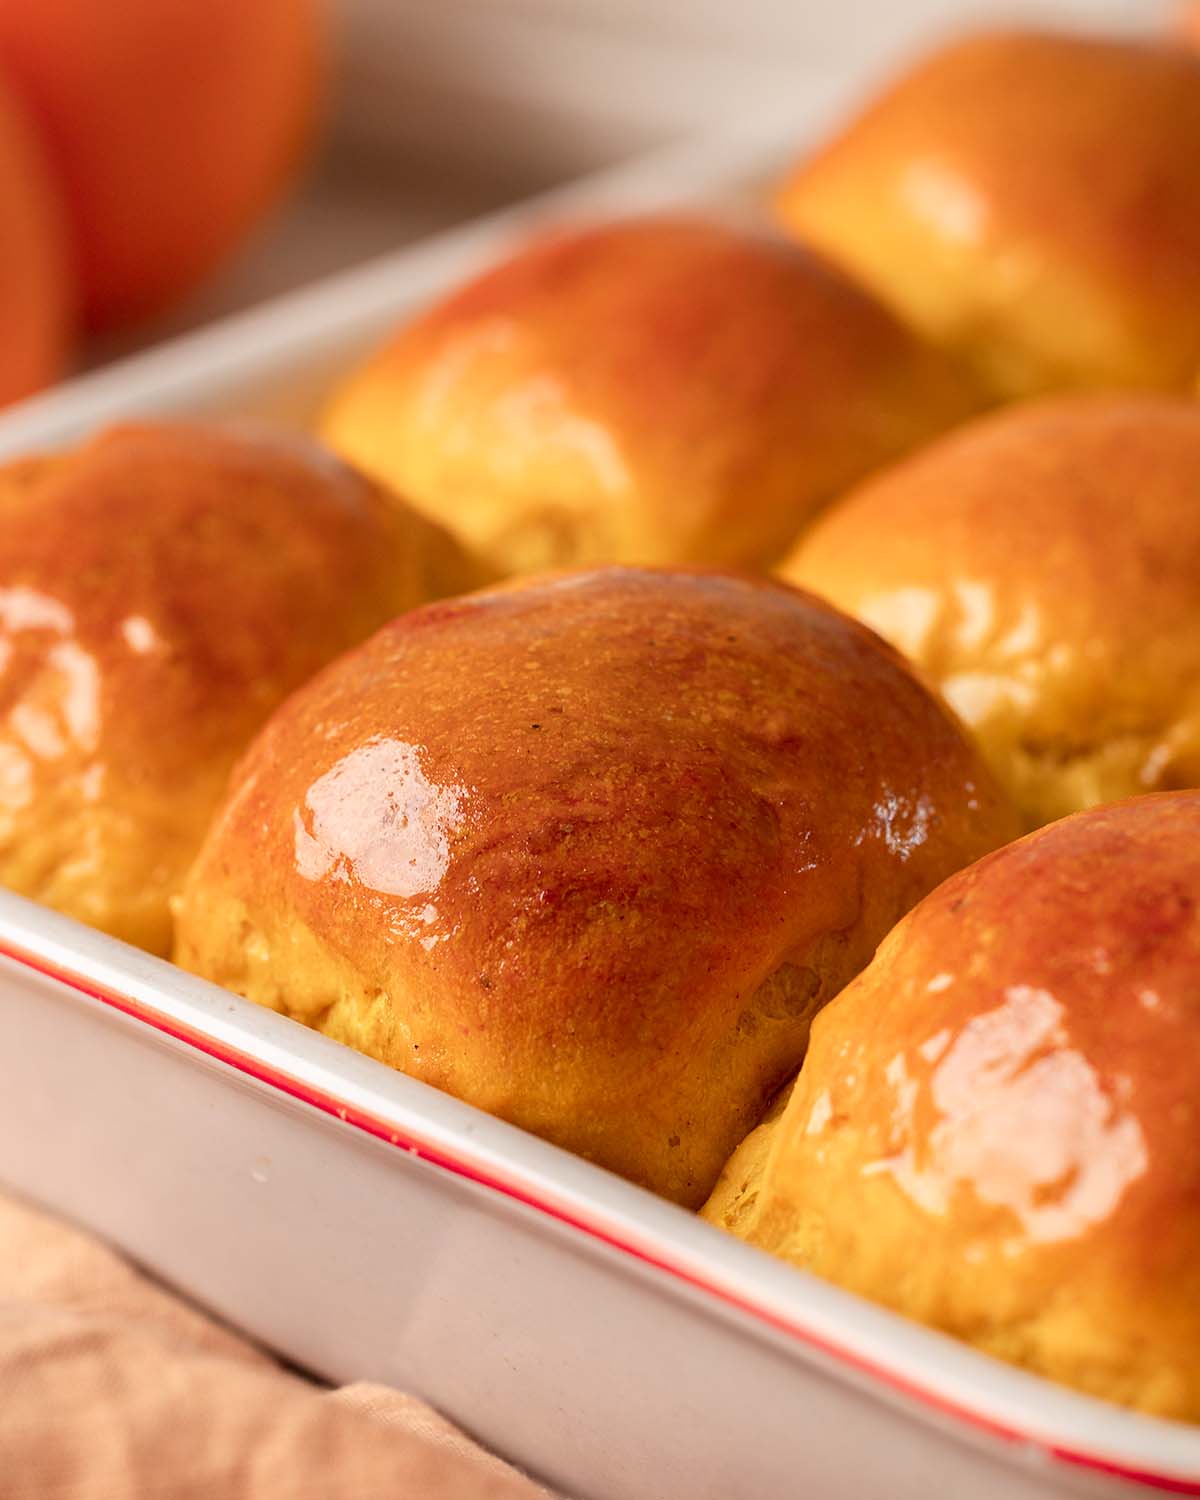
(0, 71, 70, 403)
(0, 0, 326, 331)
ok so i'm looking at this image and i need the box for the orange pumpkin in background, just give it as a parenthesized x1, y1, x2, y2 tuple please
(0, 0, 326, 332)
(0, 73, 70, 404)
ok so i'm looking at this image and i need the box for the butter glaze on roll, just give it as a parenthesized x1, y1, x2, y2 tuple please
(175, 567, 1017, 1205)
(321, 217, 983, 578)
(704, 793, 1200, 1421)
(782, 395, 1200, 829)
(775, 31, 1200, 398)
(0, 422, 474, 953)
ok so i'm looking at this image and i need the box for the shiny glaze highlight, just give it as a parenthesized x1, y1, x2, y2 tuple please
(175, 566, 1017, 1206)
(706, 792, 1200, 1421)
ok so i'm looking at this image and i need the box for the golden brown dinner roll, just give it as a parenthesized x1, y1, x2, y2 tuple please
(321, 217, 983, 578)
(701, 1080, 793, 1239)
(782, 395, 1200, 829)
(775, 31, 1200, 398)
(175, 567, 1018, 1205)
(0, 421, 474, 954)
(706, 792, 1200, 1420)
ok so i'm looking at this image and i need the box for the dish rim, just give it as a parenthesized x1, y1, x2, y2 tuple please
(3, 889, 1198, 1496)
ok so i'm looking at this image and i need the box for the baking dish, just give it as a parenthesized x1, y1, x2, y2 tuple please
(0, 116, 1197, 1498)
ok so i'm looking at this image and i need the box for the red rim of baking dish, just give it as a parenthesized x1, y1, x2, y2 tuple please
(6, 932, 1196, 1497)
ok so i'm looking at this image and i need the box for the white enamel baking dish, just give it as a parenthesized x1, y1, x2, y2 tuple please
(0, 113, 1197, 1499)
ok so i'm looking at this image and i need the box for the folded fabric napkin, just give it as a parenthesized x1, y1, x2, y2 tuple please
(0, 1190, 555, 1498)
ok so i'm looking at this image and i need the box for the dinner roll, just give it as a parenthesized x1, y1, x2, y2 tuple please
(782, 395, 1200, 829)
(701, 1080, 792, 1239)
(705, 792, 1200, 1420)
(174, 567, 1018, 1206)
(0, 421, 473, 954)
(321, 217, 982, 578)
(775, 31, 1200, 398)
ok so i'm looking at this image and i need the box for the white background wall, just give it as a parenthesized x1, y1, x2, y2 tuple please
(334, 0, 1173, 179)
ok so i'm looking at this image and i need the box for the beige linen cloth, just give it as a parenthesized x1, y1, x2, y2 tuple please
(0, 1189, 555, 1498)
